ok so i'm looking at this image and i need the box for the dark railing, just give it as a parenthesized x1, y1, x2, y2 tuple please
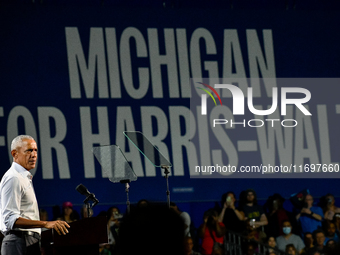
(224, 230, 289, 255)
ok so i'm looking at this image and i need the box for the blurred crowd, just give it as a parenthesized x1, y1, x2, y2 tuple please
(36, 190, 340, 255)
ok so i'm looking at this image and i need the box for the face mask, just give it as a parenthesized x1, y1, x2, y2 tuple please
(283, 227, 291, 235)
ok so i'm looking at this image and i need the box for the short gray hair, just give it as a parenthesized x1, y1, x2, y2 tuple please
(11, 135, 35, 151)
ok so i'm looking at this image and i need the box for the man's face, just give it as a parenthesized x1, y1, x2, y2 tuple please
(315, 232, 325, 246)
(12, 139, 37, 170)
(327, 223, 336, 236)
(184, 238, 193, 253)
(304, 233, 313, 247)
(247, 192, 255, 203)
(305, 195, 313, 207)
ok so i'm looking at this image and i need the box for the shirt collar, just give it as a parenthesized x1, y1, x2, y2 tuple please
(12, 162, 33, 180)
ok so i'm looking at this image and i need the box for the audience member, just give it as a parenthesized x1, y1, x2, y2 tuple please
(300, 232, 314, 255)
(323, 220, 339, 244)
(57, 201, 79, 223)
(19, 189, 340, 255)
(116, 203, 185, 255)
(198, 209, 226, 255)
(170, 202, 191, 237)
(243, 219, 266, 243)
(107, 206, 122, 247)
(137, 199, 149, 208)
(325, 239, 336, 255)
(276, 220, 305, 253)
(240, 189, 268, 228)
(332, 213, 340, 234)
(52, 205, 61, 220)
(80, 204, 93, 219)
(285, 244, 297, 255)
(39, 209, 49, 232)
(266, 236, 277, 254)
(265, 193, 297, 237)
(39, 209, 48, 221)
(243, 242, 256, 255)
(218, 191, 245, 233)
(99, 243, 112, 255)
(296, 194, 323, 235)
(184, 237, 201, 255)
(320, 194, 340, 221)
(308, 229, 326, 255)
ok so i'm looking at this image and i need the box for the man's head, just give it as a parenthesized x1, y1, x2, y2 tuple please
(170, 202, 180, 214)
(313, 229, 325, 247)
(184, 237, 194, 254)
(246, 243, 255, 255)
(304, 232, 313, 247)
(324, 220, 336, 237)
(325, 193, 335, 206)
(11, 135, 37, 170)
(304, 194, 314, 208)
(246, 189, 257, 205)
(270, 193, 285, 210)
(326, 239, 336, 251)
(117, 204, 185, 255)
(282, 220, 292, 235)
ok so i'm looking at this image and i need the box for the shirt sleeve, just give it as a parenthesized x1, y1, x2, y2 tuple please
(1, 176, 22, 231)
(314, 206, 324, 218)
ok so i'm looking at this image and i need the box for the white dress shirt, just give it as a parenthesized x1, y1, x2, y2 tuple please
(0, 162, 41, 235)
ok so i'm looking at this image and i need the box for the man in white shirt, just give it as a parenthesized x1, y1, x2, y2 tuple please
(0, 135, 70, 255)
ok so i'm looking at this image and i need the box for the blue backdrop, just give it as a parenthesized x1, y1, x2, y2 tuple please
(1, 2, 340, 225)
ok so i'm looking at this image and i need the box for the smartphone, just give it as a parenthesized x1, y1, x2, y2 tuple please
(250, 219, 256, 228)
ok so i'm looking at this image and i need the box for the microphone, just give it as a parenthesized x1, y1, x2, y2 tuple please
(76, 184, 90, 196)
(76, 184, 99, 206)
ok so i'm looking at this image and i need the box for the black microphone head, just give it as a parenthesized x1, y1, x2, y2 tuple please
(76, 184, 90, 196)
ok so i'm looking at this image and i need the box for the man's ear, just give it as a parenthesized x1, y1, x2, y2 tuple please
(11, 150, 17, 159)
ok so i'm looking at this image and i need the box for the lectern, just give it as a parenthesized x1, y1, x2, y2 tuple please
(41, 216, 108, 255)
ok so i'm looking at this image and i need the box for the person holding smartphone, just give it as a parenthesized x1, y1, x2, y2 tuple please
(240, 189, 268, 229)
(218, 192, 245, 233)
